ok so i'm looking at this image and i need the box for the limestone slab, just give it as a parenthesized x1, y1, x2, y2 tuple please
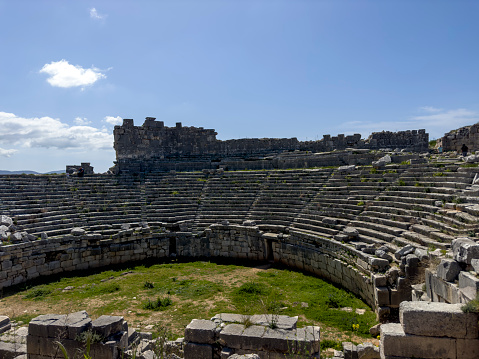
(380, 323, 456, 359)
(184, 319, 217, 344)
(400, 301, 479, 339)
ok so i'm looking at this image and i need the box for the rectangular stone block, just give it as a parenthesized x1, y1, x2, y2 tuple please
(219, 324, 245, 349)
(380, 323, 456, 359)
(240, 325, 265, 350)
(28, 314, 67, 338)
(261, 327, 297, 352)
(457, 338, 479, 359)
(184, 342, 213, 359)
(92, 315, 124, 338)
(375, 286, 389, 306)
(184, 319, 217, 344)
(400, 301, 479, 339)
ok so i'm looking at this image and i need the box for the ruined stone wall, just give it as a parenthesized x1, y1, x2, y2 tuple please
(437, 122, 479, 152)
(113, 117, 428, 173)
(0, 223, 380, 312)
(367, 129, 428, 151)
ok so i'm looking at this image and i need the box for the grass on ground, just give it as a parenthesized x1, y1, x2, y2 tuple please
(0, 261, 378, 351)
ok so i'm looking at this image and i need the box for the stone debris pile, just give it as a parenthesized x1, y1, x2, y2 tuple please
(0, 215, 41, 245)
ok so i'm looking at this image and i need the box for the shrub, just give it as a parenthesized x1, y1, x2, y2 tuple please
(462, 299, 479, 313)
(144, 281, 154, 289)
(24, 287, 52, 299)
(143, 296, 173, 311)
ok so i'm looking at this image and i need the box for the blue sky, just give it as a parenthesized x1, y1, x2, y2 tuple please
(1, 1, 479, 172)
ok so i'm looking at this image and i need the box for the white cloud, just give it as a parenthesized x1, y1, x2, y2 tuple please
(339, 108, 479, 140)
(90, 8, 106, 20)
(104, 116, 123, 125)
(74, 117, 91, 125)
(420, 106, 443, 113)
(39, 60, 106, 88)
(0, 111, 113, 151)
(0, 148, 17, 157)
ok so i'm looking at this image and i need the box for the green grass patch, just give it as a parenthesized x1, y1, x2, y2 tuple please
(8, 262, 377, 339)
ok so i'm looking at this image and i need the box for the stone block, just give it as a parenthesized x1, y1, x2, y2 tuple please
(219, 324, 245, 349)
(342, 342, 358, 359)
(64, 310, 92, 340)
(394, 245, 415, 260)
(28, 314, 67, 338)
(456, 338, 479, 359)
(380, 323, 456, 359)
(374, 287, 389, 306)
(368, 257, 389, 271)
(295, 326, 320, 354)
(437, 259, 462, 282)
(92, 315, 124, 338)
(261, 327, 297, 352)
(357, 342, 379, 359)
(183, 342, 213, 359)
(240, 325, 265, 350)
(453, 237, 479, 264)
(400, 301, 479, 339)
(250, 314, 297, 330)
(185, 319, 217, 344)
(459, 271, 479, 300)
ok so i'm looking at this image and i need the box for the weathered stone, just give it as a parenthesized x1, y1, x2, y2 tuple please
(92, 315, 124, 338)
(394, 245, 415, 260)
(357, 342, 379, 359)
(249, 314, 297, 330)
(71, 227, 86, 236)
(184, 342, 213, 359)
(343, 227, 359, 239)
(369, 324, 380, 337)
(0, 215, 13, 227)
(472, 258, 479, 272)
(436, 258, 461, 282)
(400, 301, 479, 339)
(453, 237, 479, 264)
(368, 257, 389, 271)
(342, 342, 358, 359)
(338, 165, 356, 174)
(380, 323, 456, 359)
(375, 250, 392, 261)
(185, 319, 217, 344)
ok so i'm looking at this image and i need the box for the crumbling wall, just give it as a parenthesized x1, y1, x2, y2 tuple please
(27, 311, 127, 359)
(112, 118, 428, 173)
(437, 122, 479, 153)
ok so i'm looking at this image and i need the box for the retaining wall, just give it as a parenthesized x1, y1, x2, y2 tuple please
(0, 224, 377, 311)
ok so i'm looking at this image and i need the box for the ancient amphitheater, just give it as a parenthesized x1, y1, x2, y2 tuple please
(1, 118, 479, 358)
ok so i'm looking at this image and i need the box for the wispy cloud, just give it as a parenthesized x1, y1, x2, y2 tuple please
(0, 148, 17, 157)
(74, 117, 91, 125)
(39, 60, 106, 88)
(419, 106, 443, 113)
(339, 108, 479, 140)
(104, 116, 123, 125)
(0, 111, 113, 151)
(90, 8, 106, 20)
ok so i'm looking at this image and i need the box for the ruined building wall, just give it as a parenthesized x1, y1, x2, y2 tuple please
(436, 122, 479, 152)
(113, 118, 428, 173)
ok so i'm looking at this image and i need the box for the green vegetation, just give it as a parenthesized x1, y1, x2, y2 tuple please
(429, 139, 437, 147)
(10, 262, 377, 339)
(461, 298, 479, 313)
(143, 296, 173, 311)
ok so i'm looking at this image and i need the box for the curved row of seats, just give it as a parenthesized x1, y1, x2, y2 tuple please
(0, 161, 477, 259)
